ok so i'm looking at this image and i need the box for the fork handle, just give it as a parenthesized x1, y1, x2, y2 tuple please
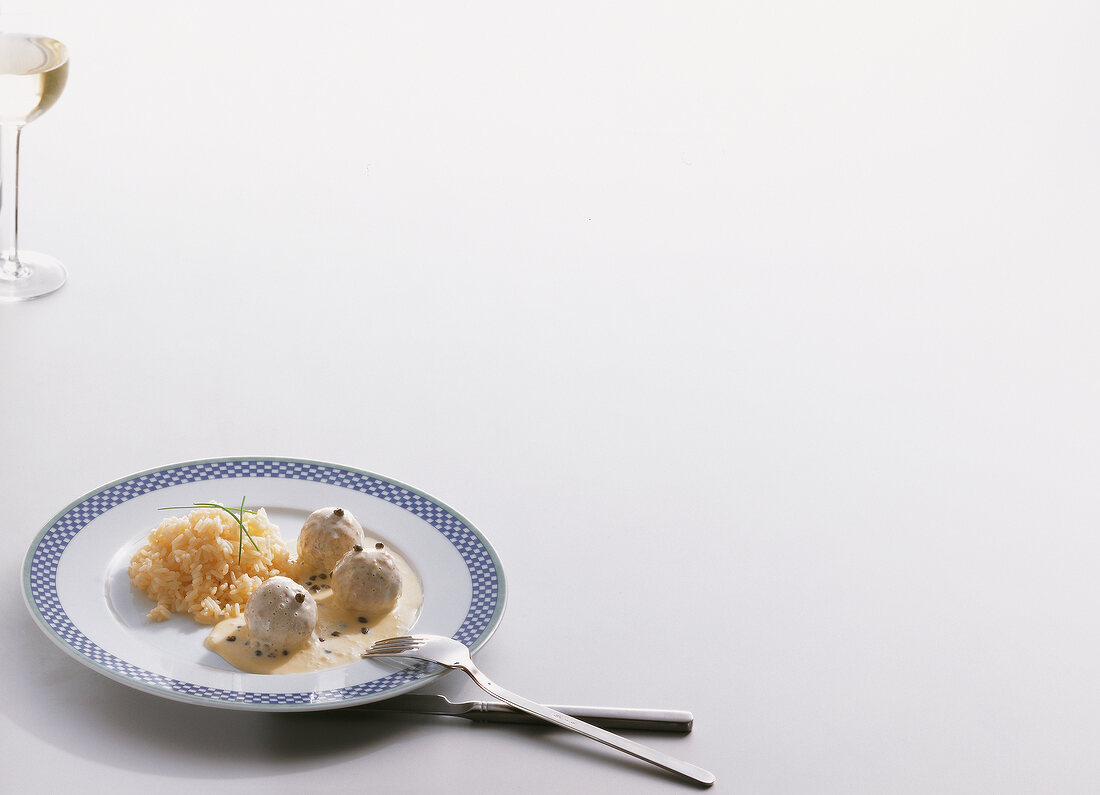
(462, 669, 715, 787)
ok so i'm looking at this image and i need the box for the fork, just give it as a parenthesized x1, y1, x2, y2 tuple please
(364, 634, 716, 787)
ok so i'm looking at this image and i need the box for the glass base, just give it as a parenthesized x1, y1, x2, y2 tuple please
(0, 251, 66, 302)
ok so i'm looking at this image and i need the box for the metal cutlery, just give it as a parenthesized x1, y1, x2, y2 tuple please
(363, 634, 715, 787)
(350, 693, 694, 732)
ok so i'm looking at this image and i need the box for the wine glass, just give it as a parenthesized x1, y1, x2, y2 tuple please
(0, 31, 68, 302)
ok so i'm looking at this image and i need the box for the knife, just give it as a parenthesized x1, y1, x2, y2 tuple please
(348, 694, 693, 732)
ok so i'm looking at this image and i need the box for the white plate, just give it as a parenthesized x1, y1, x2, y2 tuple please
(22, 457, 506, 711)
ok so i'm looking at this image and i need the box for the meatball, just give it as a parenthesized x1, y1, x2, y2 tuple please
(297, 507, 365, 572)
(245, 576, 318, 654)
(331, 546, 402, 616)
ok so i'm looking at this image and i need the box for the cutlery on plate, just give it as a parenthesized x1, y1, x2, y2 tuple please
(350, 693, 694, 732)
(363, 634, 715, 788)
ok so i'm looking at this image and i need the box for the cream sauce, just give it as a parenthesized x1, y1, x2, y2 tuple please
(205, 538, 422, 674)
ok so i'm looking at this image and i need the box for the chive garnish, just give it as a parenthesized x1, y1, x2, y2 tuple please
(159, 499, 261, 564)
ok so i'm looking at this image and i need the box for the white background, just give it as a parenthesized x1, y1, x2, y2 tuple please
(3, 1, 1100, 792)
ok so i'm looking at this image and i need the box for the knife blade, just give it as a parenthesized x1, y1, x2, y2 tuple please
(348, 694, 693, 732)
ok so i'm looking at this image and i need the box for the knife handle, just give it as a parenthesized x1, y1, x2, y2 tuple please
(470, 703, 694, 733)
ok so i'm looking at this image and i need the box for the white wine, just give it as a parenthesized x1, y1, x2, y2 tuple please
(0, 32, 68, 301)
(0, 34, 68, 125)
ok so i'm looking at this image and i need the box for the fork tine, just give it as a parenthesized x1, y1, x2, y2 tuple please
(370, 635, 419, 647)
(365, 645, 414, 655)
(366, 636, 422, 654)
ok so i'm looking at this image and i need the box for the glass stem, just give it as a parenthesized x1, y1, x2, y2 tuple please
(0, 122, 25, 279)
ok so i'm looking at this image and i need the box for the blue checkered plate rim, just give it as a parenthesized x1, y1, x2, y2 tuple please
(21, 457, 507, 711)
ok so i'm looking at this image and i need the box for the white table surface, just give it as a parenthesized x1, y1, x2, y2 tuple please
(3, 1, 1099, 792)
